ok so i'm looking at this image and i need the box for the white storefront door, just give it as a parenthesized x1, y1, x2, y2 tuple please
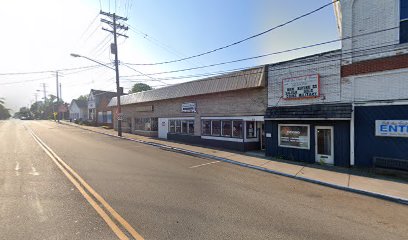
(315, 126, 334, 164)
(158, 118, 168, 139)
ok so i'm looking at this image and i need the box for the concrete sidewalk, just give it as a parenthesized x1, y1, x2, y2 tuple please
(61, 121, 408, 205)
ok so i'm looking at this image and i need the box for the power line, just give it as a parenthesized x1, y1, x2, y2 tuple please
(123, 26, 399, 77)
(0, 63, 112, 76)
(121, 42, 405, 85)
(125, 0, 339, 66)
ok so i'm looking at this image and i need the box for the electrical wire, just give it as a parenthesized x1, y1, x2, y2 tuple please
(125, 0, 339, 66)
(123, 26, 399, 77)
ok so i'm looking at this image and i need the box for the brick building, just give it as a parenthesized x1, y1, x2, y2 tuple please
(109, 66, 268, 151)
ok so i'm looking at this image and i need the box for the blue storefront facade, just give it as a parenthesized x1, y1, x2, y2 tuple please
(265, 104, 352, 167)
(354, 104, 408, 169)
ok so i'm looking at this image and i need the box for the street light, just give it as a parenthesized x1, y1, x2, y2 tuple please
(70, 53, 123, 137)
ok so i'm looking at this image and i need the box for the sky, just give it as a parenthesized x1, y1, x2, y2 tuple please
(0, 0, 340, 112)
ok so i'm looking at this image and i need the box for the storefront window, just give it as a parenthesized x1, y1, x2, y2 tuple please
(232, 121, 243, 138)
(278, 124, 310, 149)
(188, 121, 195, 135)
(151, 118, 158, 131)
(181, 120, 188, 134)
(202, 120, 211, 135)
(246, 121, 257, 138)
(169, 120, 175, 133)
(212, 120, 221, 136)
(175, 120, 181, 133)
(134, 117, 158, 131)
(222, 121, 232, 137)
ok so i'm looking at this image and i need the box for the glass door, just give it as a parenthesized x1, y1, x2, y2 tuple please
(315, 126, 334, 164)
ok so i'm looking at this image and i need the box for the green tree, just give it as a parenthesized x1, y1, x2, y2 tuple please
(0, 98, 11, 120)
(128, 83, 152, 94)
(77, 94, 88, 101)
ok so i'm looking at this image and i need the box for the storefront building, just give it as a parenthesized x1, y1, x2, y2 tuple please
(265, 50, 352, 167)
(87, 89, 116, 127)
(108, 66, 268, 151)
(337, 0, 408, 170)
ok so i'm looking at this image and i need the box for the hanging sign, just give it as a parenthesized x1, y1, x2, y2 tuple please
(375, 120, 408, 138)
(283, 74, 320, 100)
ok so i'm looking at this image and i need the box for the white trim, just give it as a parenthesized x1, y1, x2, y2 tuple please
(167, 117, 195, 120)
(201, 116, 264, 121)
(201, 135, 244, 142)
(278, 124, 310, 150)
(315, 126, 334, 164)
(353, 101, 408, 107)
(265, 118, 351, 121)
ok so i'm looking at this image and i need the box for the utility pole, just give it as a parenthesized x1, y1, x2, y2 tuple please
(100, 10, 128, 137)
(41, 83, 47, 102)
(55, 71, 60, 123)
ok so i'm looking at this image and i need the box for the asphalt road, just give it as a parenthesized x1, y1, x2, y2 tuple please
(1, 120, 407, 240)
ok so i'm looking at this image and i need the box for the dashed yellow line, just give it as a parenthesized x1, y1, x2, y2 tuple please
(27, 126, 144, 240)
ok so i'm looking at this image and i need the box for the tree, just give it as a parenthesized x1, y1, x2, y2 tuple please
(128, 83, 152, 94)
(77, 94, 88, 101)
(0, 98, 11, 120)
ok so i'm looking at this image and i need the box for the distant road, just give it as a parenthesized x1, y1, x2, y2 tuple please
(1, 120, 407, 240)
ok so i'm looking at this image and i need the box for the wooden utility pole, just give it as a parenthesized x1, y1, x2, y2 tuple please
(100, 10, 128, 137)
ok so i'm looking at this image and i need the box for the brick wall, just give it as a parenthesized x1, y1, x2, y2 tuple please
(113, 87, 267, 136)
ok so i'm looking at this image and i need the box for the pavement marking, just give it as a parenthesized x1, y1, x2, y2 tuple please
(189, 161, 221, 169)
(29, 166, 40, 176)
(15, 161, 21, 176)
(26, 125, 144, 240)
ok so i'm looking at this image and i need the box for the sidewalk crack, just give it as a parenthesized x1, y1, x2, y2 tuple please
(295, 166, 305, 177)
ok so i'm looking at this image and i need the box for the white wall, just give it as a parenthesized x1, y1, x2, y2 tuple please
(268, 51, 342, 107)
(341, 0, 406, 64)
(341, 68, 408, 102)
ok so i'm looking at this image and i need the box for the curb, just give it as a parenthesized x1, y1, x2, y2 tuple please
(60, 122, 408, 206)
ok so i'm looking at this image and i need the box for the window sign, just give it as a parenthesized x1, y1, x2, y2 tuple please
(278, 124, 310, 149)
(181, 102, 196, 113)
(283, 74, 320, 99)
(375, 120, 408, 138)
(246, 121, 257, 138)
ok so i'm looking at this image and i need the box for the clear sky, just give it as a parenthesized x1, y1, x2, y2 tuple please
(0, 0, 339, 112)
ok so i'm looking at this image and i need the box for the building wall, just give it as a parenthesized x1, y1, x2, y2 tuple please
(265, 120, 350, 167)
(116, 87, 267, 136)
(268, 51, 342, 107)
(354, 104, 408, 167)
(341, 0, 406, 64)
(341, 68, 408, 102)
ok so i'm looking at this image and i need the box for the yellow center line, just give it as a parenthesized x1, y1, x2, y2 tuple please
(27, 125, 144, 240)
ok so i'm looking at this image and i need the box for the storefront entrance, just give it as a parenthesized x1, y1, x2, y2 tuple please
(315, 126, 334, 164)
